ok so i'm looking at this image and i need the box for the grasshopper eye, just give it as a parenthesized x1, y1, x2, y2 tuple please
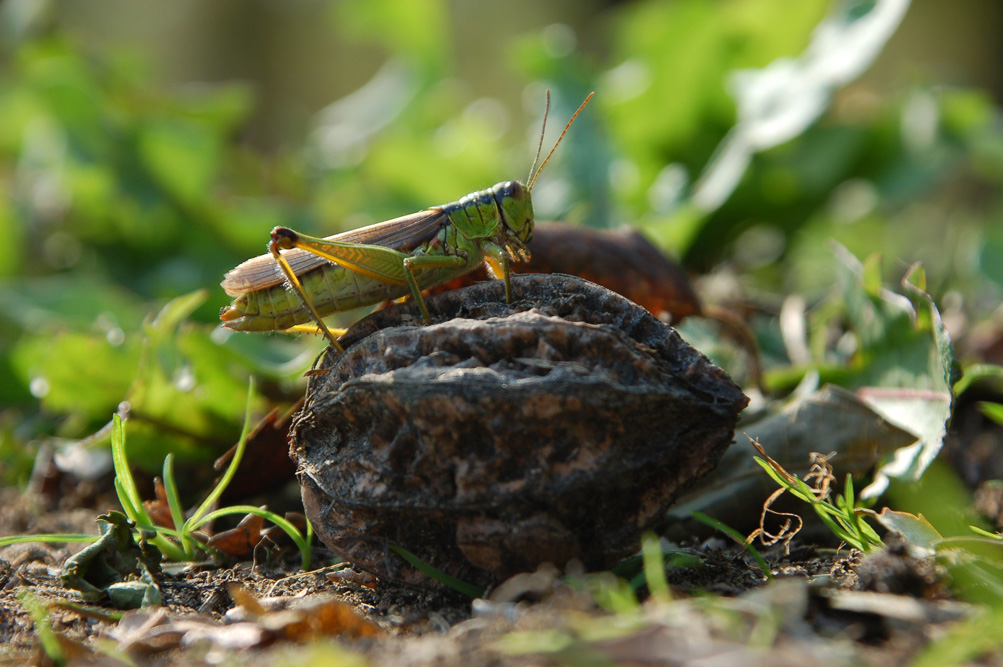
(499, 181, 525, 201)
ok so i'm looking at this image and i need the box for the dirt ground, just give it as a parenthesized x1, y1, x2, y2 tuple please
(0, 479, 988, 667)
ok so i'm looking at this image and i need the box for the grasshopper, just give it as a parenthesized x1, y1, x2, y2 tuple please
(220, 92, 593, 353)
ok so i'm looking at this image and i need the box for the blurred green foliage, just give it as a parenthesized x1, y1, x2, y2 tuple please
(0, 0, 1000, 492)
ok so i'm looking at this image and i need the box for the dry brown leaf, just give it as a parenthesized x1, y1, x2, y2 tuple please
(231, 585, 380, 640)
(206, 512, 265, 558)
(430, 222, 702, 321)
(142, 477, 175, 529)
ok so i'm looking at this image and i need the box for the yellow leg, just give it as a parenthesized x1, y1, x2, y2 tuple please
(270, 225, 463, 333)
(281, 324, 349, 337)
(268, 237, 346, 353)
(482, 242, 514, 303)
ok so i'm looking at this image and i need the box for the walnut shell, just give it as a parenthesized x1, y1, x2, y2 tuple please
(290, 274, 747, 590)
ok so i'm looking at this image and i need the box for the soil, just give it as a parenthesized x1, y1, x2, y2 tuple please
(0, 483, 982, 666)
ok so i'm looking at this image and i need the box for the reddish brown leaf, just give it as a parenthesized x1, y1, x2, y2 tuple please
(260, 512, 307, 547)
(206, 512, 265, 558)
(277, 599, 381, 640)
(230, 585, 380, 639)
(431, 222, 702, 321)
(142, 477, 175, 529)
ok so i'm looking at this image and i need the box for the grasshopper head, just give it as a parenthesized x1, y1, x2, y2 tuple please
(493, 180, 534, 250)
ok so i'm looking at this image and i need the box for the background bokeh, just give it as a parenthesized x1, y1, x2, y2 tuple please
(1, 0, 1001, 487)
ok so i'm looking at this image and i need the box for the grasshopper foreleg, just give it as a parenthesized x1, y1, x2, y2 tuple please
(481, 242, 515, 304)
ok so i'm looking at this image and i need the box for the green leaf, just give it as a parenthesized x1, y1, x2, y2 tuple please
(0, 275, 147, 333)
(0, 189, 23, 278)
(827, 251, 956, 495)
(123, 292, 262, 471)
(138, 116, 221, 205)
(870, 508, 943, 551)
(10, 331, 140, 420)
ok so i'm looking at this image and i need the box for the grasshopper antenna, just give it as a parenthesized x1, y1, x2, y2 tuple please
(526, 90, 551, 186)
(527, 91, 594, 191)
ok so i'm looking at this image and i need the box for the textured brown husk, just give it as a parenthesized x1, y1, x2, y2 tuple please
(290, 274, 748, 590)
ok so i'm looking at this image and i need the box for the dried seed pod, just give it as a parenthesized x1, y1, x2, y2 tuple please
(290, 274, 748, 590)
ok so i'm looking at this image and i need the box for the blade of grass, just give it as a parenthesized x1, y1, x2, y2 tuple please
(754, 454, 882, 552)
(641, 532, 672, 603)
(754, 458, 818, 505)
(113, 478, 187, 561)
(17, 591, 63, 665)
(691, 510, 772, 580)
(842, 474, 868, 545)
(811, 506, 861, 549)
(161, 453, 195, 558)
(0, 534, 96, 548)
(50, 600, 125, 623)
(186, 378, 256, 529)
(113, 478, 139, 524)
(588, 572, 640, 614)
(110, 416, 159, 531)
(971, 526, 1003, 540)
(389, 544, 484, 598)
(856, 514, 884, 545)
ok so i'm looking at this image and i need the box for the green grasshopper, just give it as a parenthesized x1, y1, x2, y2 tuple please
(220, 92, 593, 353)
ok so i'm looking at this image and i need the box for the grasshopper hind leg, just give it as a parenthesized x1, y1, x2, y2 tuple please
(281, 323, 348, 337)
(269, 228, 346, 353)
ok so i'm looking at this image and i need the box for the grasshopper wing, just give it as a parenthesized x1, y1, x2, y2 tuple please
(222, 208, 448, 297)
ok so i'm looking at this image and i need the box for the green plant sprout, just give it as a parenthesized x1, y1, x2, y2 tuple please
(749, 439, 883, 553)
(970, 526, 1003, 541)
(0, 379, 313, 570)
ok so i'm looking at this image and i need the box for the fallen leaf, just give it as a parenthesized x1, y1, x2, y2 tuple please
(431, 222, 702, 321)
(230, 586, 381, 640)
(142, 476, 175, 529)
(668, 385, 915, 536)
(206, 512, 266, 558)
